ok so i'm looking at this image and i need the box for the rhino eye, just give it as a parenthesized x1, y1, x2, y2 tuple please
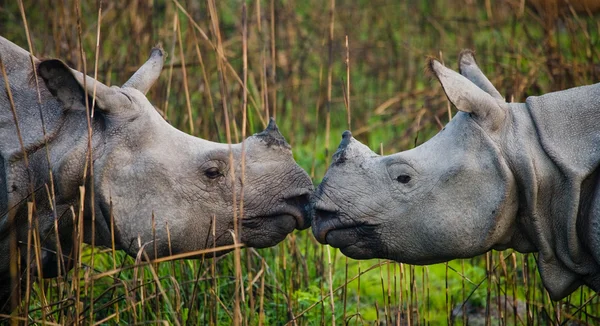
(387, 162, 416, 186)
(204, 167, 222, 179)
(396, 175, 411, 184)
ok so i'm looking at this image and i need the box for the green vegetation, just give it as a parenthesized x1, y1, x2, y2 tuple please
(2, 0, 599, 324)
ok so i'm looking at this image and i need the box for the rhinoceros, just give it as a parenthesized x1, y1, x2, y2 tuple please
(0, 36, 313, 311)
(312, 50, 600, 300)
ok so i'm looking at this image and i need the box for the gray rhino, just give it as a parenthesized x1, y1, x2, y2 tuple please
(312, 50, 600, 300)
(0, 36, 312, 311)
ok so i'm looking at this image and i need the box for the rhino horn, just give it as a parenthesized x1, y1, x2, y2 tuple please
(428, 58, 505, 131)
(122, 45, 165, 95)
(332, 130, 378, 165)
(254, 117, 291, 149)
(458, 50, 504, 101)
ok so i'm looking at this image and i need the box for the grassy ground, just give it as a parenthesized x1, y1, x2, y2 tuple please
(2, 0, 600, 324)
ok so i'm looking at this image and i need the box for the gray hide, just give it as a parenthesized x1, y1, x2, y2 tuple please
(0, 36, 313, 311)
(312, 50, 600, 300)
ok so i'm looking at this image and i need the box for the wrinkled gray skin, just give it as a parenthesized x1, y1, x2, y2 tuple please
(0, 36, 313, 311)
(313, 50, 600, 300)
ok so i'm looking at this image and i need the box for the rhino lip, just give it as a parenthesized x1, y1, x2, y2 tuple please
(313, 207, 368, 245)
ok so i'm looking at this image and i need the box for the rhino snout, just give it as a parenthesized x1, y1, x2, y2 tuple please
(311, 199, 366, 245)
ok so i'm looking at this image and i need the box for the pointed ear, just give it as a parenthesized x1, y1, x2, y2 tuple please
(458, 50, 504, 101)
(38, 60, 86, 109)
(38, 59, 130, 113)
(69, 69, 130, 111)
(428, 58, 506, 131)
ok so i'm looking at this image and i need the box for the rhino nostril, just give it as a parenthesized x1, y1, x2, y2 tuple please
(282, 193, 312, 229)
(312, 207, 340, 244)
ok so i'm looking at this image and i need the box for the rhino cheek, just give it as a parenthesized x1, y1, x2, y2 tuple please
(403, 162, 514, 259)
(101, 169, 216, 257)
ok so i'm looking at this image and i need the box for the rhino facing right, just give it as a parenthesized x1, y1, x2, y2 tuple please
(0, 36, 313, 313)
(312, 50, 600, 300)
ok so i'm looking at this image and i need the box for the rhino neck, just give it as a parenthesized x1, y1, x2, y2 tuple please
(1, 67, 107, 281)
(503, 98, 600, 299)
(526, 84, 600, 298)
(526, 83, 600, 178)
(1, 36, 73, 214)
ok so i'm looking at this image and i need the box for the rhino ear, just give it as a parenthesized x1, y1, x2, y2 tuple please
(122, 46, 165, 95)
(38, 59, 129, 113)
(428, 58, 505, 131)
(38, 60, 86, 109)
(458, 50, 504, 101)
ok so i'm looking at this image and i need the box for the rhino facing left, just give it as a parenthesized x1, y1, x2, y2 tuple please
(0, 36, 313, 312)
(312, 50, 600, 300)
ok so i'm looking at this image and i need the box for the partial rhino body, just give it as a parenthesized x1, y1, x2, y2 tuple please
(0, 36, 312, 311)
(313, 50, 600, 300)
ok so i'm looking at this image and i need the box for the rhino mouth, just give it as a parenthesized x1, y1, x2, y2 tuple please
(312, 207, 383, 260)
(312, 207, 377, 246)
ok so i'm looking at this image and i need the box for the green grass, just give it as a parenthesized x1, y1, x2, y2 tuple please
(2, 0, 600, 324)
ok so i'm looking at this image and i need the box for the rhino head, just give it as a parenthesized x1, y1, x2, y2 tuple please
(34, 47, 313, 259)
(312, 52, 517, 264)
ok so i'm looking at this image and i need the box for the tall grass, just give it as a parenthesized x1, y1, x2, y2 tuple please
(2, 0, 599, 324)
